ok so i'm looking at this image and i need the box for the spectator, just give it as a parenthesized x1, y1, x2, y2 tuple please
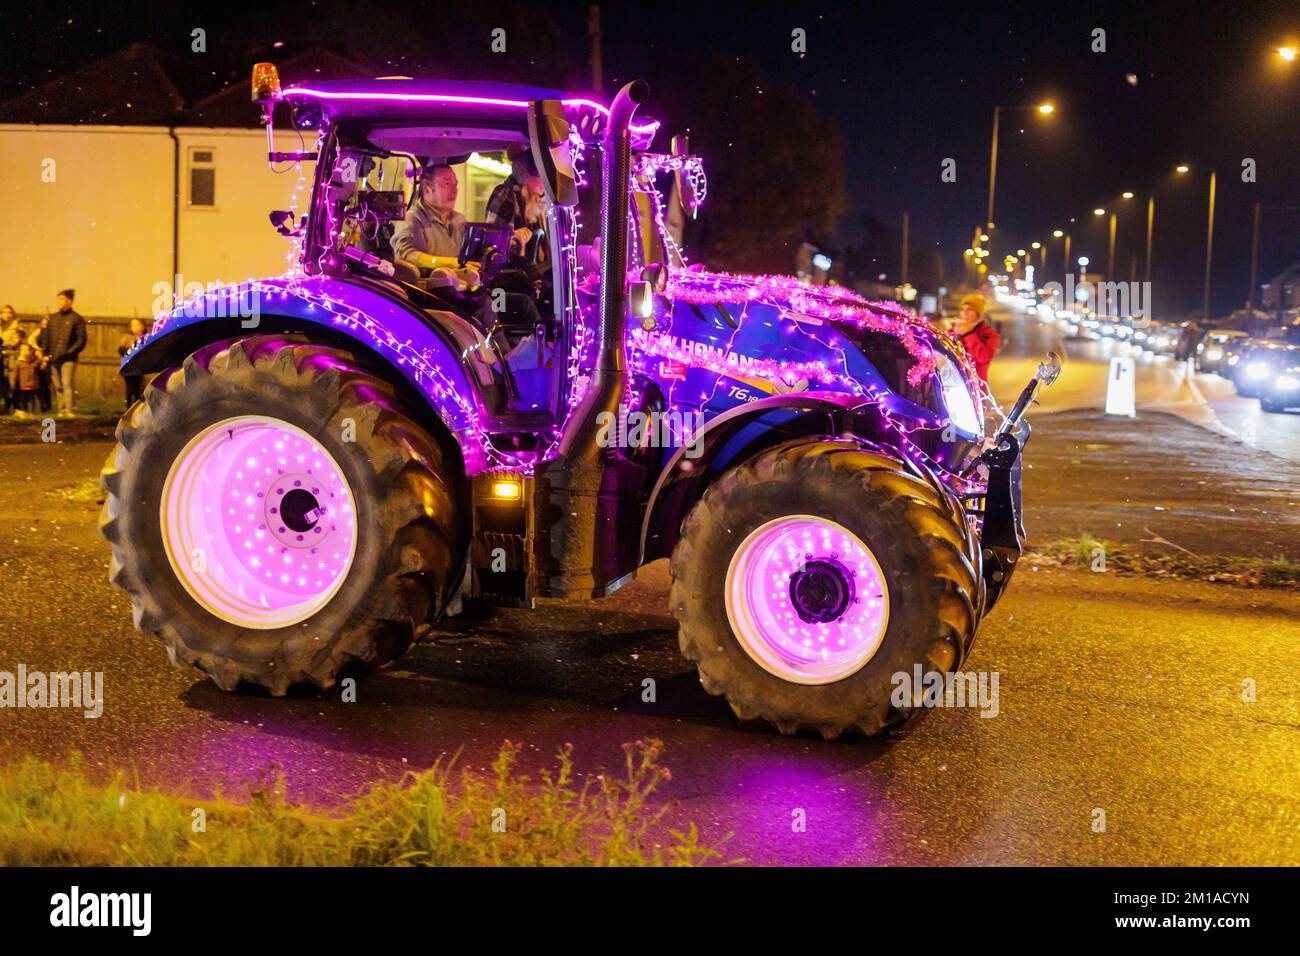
(0, 305, 19, 413)
(1176, 320, 1201, 363)
(32, 318, 52, 414)
(11, 344, 42, 416)
(38, 289, 86, 418)
(952, 293, 1001, 384)
(119, 318, 148, 407)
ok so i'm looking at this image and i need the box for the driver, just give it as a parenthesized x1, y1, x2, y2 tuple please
(392, 164, 466, 269)
(486, 146, 548, 260)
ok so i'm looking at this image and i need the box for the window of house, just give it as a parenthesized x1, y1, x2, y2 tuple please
(188, 148, 216, 208)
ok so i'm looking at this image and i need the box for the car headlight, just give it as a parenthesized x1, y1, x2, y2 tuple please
(1275, 374, 1300, 391)
(936, 353, 983, 437)
(1245, 361, 1270, 380)
(1206, 347, 1223, 360)
(1228, 355, 1240, 366)
(1155, 336, 1170, 347)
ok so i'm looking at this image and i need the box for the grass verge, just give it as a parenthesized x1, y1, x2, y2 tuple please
(1031, 533, 1300, 589)
(0, 740, 727, 866)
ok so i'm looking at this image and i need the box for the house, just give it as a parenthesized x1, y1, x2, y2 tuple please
(1260, 261, 1300, 323)
(0, 44, 379, 397)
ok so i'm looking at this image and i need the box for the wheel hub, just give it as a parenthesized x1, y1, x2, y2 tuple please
(724, 515, 889, 685)
(789, 557, 856, 624)
(160, 416, 357, 629)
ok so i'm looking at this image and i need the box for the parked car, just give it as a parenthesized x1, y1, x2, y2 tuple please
(1196, 329, 1248, 375)
(1233, 340, 1294, 398)
(1259, 346, 1300, 413)
(1143, 321, 1182, 355)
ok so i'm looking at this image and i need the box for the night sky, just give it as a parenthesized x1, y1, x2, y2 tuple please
(3, 0, 1297, 314)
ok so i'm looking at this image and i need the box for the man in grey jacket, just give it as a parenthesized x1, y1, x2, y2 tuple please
(391, 164, 466, 269)
(39, 289, 87, 417)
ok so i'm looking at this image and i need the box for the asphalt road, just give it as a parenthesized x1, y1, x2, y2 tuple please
(986, 298, 1300, 464)
(1, 435, 1297, 865)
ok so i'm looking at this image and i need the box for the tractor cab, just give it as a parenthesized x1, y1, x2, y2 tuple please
(255, 73, 660, 451)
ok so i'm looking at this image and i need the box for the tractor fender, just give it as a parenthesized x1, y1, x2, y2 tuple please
(122, 275, 489, 472)
(640, 391, 917, 563)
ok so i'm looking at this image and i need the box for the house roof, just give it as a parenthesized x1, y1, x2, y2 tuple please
(0, 43, 373, 127)
(0, 43, 193, 124)
(279, 79, 660, 145)
(191, 49, 374, 127)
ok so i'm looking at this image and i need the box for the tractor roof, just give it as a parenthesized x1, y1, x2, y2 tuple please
(280, 78, 660, 146)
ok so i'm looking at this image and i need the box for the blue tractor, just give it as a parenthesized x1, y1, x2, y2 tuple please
(101, 69, 1058, 738)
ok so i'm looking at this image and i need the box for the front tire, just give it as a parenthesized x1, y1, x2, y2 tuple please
(99, 336, 467, 694)
(670, 440, 982, 739)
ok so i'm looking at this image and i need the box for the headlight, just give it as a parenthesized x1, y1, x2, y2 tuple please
(1245, 361, 1270, 380)
(1206, 347, 1223, 360)
(1228, 355, 1240, 366)
(1275, 375, 1300, 391)
(936, 353, 983, 437)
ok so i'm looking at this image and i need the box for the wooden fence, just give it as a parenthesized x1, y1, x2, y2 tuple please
(6, 315, 144, 402)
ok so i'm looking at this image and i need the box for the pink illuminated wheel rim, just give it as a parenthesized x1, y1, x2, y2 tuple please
(724, 515, 890, 685)
(160, 415, 358, 629)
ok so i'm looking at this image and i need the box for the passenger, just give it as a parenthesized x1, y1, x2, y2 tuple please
(391, 164, 466, 269)
(486, 147, 548, 258)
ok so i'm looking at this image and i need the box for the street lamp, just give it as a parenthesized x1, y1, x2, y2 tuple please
(1177, 164, 1218, 322)
(1280, 46, 1297, 62)
(1107, 192, 1134, 280)
(986, 102, 1056, 229)
(1052, 229, 1064, 238)
(1093, 208, 1106, 216)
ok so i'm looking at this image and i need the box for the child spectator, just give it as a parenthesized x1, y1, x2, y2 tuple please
(12, 343, 42, 416)
(118, 318, 148, 407)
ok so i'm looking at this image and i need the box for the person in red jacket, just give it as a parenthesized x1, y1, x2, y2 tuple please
(953, 293, 1000, 384)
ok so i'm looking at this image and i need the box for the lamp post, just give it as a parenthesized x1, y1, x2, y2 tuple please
(1144, 195, 1155, 285)
(1204, 169, 1217, 322)
(985, 102, 1055, 229)
(1175, 164, 1216, 321)
(1246, 204, 1300, 318)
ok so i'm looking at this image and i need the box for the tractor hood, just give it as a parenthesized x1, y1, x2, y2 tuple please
(639, 269, 983, 436)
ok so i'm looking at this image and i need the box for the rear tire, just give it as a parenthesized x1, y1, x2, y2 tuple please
(670, 440, 982, 739)
(99, 335, 467, 694)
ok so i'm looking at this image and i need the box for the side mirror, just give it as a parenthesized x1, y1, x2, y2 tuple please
(527, 100, 578, 207)
(269, 210, 306, 237)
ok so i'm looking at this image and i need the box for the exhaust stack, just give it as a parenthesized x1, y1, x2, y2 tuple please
(536, 80, 649, 597)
